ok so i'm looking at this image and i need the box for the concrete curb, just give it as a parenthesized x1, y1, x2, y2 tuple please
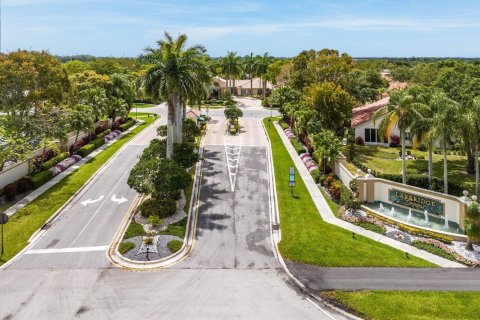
(261, 118, 361, 320)
(0, 119, 156, 271)
(106, 129, 206, 270)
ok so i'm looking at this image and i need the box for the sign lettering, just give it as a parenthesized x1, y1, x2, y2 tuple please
(389, 189, 444, 215)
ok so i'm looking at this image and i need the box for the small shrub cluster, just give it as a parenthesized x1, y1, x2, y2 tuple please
(355, 136, 364, 145)
(30, 170, 54, 189)
(119, 241, 135, 254)
(278, 120, 289, 130)
(147, 215, 163, 227)
(167, 239, 183, 253)
(77, 144, 96, 157)
(40, 152, 69, 171)
(389, 134, 400, 147)
(173, 142, 198, 169)
(119, 119, 136, 132)
(139, 197, 177, 219)
(290, 138, 305, 155)
(32, 149, 57, 171)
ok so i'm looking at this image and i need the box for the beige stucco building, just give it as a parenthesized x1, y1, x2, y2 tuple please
(211, 76, 273, 97)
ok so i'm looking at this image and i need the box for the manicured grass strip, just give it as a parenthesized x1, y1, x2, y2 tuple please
(167, 239, 183, 253)
(323, 291, 480, 320)
(160, 218, 187, 238)
(411, 241, 455, 261)
(133, 103, 156, 109)
(123, 220, 147, 240)
(119, 241, 135, 254)
(0, 114, 155, 265)
(264, 118, 434, 267)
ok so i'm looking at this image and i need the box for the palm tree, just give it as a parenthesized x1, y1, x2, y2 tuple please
(69, 104, 95, 143)
(82, 87, 106, 122)
(255, 53, 271, 100)
(220, 51, 242, 96)
(428, 91, 460, 194)
(110, 73, 135, 110)
(283, 102, 301, 127)
(373, 89, 428, 184)
(311, 129, 342, 173)
(244, 53, 257, 96)
(105, 97, 128, 129)
(466, 97, 480, 197)
(142, 32, 210, 158)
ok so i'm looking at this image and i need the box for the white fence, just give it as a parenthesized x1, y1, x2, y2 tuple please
(335, 157, 354, 190)
(0, 120, 112, 190)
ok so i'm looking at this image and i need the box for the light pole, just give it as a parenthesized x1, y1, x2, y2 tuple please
(0, 213, 8, 259)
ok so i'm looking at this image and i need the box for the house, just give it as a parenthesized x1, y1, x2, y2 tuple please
(211, 76, 273, 98)
(351, 97, 406, 146)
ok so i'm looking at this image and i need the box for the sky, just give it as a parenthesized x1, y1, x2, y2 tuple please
(3, 0, 480, 58)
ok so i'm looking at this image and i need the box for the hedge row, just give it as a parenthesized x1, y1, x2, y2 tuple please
(30, 170, 54, 189)
(78, 144, 96, 158)
(351, 158, 464, 196)
(40, 152, 69, 171)
(119, 119, 136, 132)
(290, 138, 305, 155)
(278, 120, 289, 130)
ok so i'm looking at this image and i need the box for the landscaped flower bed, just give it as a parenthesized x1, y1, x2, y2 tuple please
(104, 129, 121, 142)
(283, 128, 295, 139)
(49, 155, 82, 176)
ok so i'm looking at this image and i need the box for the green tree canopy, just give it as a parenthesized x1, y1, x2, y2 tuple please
(302, 82, 356, 134)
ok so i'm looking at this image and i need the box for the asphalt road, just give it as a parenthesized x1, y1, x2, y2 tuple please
(0, 104, 347, 320)
(287, 261, 480, 291)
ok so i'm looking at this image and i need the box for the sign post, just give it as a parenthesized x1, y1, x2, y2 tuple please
(0, 213, 8, 259)
(289, 166, 296, 196)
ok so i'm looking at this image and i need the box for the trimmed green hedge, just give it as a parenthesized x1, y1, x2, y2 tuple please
(90, 137, 105, 149)
(167, 239, 183, 253)
(119, 120, 136, 132)
(30, 170, 54, 189)
(119, 241, 135, 254)
(77, 144, 95, 157)
(97, 129, 111, 140)
(290, 138, 305, 155)
(278, 120, 289, 130)
(40, 152, 69, 171)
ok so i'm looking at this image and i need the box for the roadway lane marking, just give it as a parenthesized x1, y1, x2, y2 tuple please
(224, 137, 242, 192)
(306, 298, 338, 320)
(70, 170, 130, 247)
(25, 246, 108, 255)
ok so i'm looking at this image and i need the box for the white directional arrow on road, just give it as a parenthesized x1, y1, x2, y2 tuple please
(81, 195, 104, 207)
(111, 195, 128, 204)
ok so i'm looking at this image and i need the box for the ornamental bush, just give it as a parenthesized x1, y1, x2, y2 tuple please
(355, 136, 364, 145)
(290, 138, 305, 155)
(40, 152, 69, 171)
(173, 142, 198, 169)
(139, 197, 176, 218)
(3, 183, 17, 201)
(77, 144, 96, 157)
(90, 137, 105, 149)
(16, 177, 33, 193)
(30, 170, 54, 189)
(147, 215, 163, 227)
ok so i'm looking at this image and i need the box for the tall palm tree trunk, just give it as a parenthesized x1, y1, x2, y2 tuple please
(428, 145, 433, 189)
(173, 92, 183, 144)
(250, 78, 253, 96)
(401, 130, 406, 184)
(166, 102, 175, 159)
(476, 140, 479, 197)
(443, 138, 448, 194)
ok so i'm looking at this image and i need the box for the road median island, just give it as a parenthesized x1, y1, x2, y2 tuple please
(0, 113, 157, 266)
(263, 117, 434, 268)
(107, 129, 206, 269)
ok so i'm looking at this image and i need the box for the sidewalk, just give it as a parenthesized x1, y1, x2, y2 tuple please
(274, 122, 464, 268)
(4, 122, 143, 218)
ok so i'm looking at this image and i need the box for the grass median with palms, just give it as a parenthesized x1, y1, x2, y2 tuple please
(264, 117, 434, 267)
(0, 113, 156, 265)
(323, 291, 480, 320)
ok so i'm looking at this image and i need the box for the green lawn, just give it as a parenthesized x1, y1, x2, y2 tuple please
(133, 103, 156, 109)
(350, 145, 475, 193)
(265, 118, 434, 267)
(323, 291, 480, 320)
(0, 114, 155, 265)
